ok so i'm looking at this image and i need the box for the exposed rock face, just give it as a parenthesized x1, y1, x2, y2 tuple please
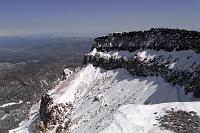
(84, 28, 200, 97)
(156, 109, 200, 133)
(39, 94, 53, 126)
(92, 28, 200, 53)
(37, 94, 73, 132)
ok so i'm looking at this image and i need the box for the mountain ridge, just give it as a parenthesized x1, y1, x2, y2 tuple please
(92, 28, 200, 52)
(84, 28, 200, 97)
(10, 28, 200, 133)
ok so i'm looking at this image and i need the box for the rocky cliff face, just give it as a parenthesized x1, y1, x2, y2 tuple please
(37, 94, 73, 132)
(84, 28, 200, 97)
(91, 28, 200, 52)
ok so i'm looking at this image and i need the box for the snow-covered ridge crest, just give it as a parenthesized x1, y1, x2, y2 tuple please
(10, 64, 197, 133)
(49, 64, 99, 104)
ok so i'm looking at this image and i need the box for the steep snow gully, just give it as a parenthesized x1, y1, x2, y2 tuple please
(10, 64, 199, 133)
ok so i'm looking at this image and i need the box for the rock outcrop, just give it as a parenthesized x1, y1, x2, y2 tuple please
(84, 28, 200, 97)
(92, 28, 200, 53)
(156, 109, 200, 132)
(35, 28, 200, 133)
(37, 94, 73, 133)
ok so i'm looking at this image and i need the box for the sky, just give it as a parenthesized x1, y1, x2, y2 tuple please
(0, 0, 200, 36)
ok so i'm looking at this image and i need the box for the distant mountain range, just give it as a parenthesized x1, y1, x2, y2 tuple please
(0, 36, 93, 63)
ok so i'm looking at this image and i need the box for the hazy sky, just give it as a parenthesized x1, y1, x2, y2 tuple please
(0, 0, 200, 36)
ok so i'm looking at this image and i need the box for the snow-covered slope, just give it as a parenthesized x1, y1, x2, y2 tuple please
(9, 28, 200, 133)
(102, 102, 200, 133)
(10, 64, 198, 133)
(64, 65, 194, 133)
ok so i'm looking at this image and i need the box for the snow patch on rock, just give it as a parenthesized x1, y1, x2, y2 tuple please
(88, 49, 200, 71)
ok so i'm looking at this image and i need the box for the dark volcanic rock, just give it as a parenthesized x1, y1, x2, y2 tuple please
(37, 94, 73, 132)
(157, 109, 200, 133)
(92, 28, 200, 53)
(39, 94, 53, 125)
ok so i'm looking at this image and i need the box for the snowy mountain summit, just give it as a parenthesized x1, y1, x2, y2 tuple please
(10, 28, 200, 133)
